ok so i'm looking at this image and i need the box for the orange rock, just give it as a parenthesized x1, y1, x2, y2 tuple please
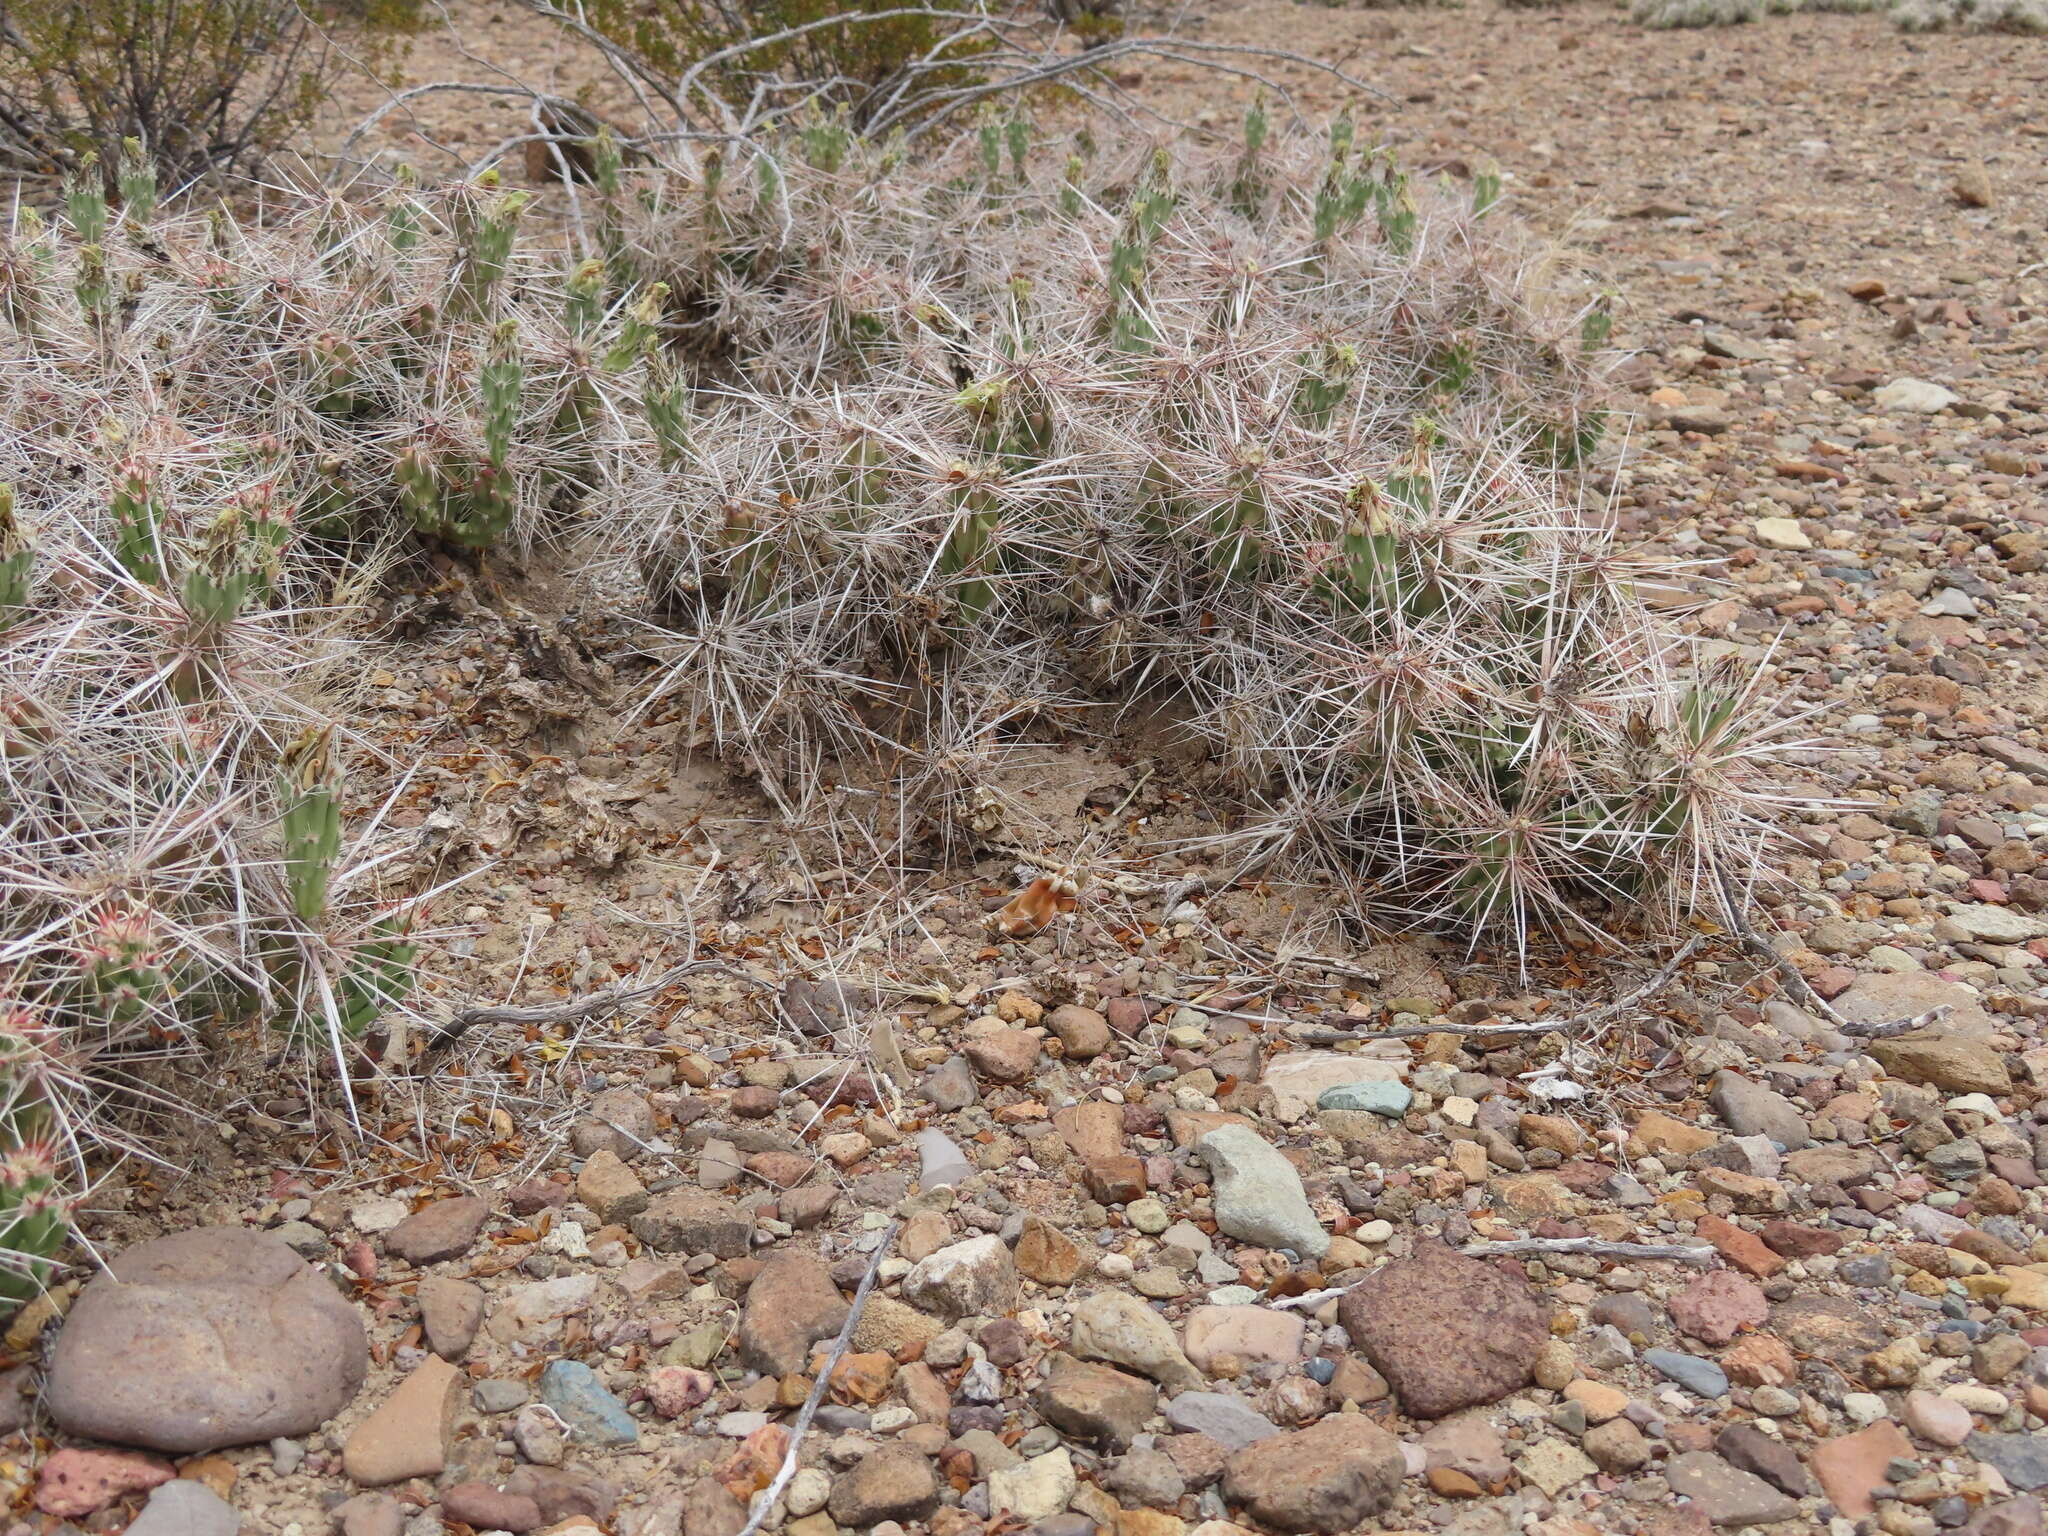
(829, 1351, 897, 1406)
(1721, 1333, 1798, 1388)
(1810, 1420, 1912, 1519)
(1695, 1215, 1787, 1279)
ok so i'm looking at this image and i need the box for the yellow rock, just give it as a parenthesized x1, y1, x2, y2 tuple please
(1998, 1266, 2048, 1311)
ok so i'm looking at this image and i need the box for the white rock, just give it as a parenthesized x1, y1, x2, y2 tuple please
(1875, 377, 1960, 415)
(903, 1235, 1017, 1320)
(786, 1468, 833, 1518)
(1753, 516, 1811, 550)
(350, 1197, 409, 1234)
(989, 1448, 1077, 1523)
(1259, 1052, 1403, 1123)
(1947, 904, 2048, 943)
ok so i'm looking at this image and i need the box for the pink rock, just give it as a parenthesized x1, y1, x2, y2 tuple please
(343, 1239, 377, 1280)
(1902, 1390, 1972, 1448)
(1810, 1420, 1912, 1519)
(645, 1366, 715, 1418)
(35, 1448, 174, 1518)
(1667, 1270, 1768, 1346)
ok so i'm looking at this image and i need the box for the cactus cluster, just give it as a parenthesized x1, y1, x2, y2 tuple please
(1630, 0, 2041, 30)
(610, 122, 1795, 943)
(0, 150, 671, 1308)
(0, 115, 1802, 1313)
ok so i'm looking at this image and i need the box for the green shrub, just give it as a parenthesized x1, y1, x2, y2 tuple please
(0, 0, 419, 185)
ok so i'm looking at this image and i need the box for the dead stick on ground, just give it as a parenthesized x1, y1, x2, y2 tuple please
(1288, 936, 1708, 1044)
(736, 1220, 902, 1536)
(431, 959, 773, 1045)
(1461, 1237, 1716, 1265)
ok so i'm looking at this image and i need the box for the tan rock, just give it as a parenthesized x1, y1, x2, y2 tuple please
(342, 1356, 461, 1486)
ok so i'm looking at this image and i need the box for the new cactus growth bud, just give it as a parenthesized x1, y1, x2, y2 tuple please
(117, 138, 157, 229)
(0, 1010, 68, 1315)
(643, 353, 692, 469)
(604, 283, 668, 371)
(110, 460, 164, 586)
(565, 258, 606, 338)
(78, 905, 170, 1025)
(0, 485, 31, 631)
(279, 725, 341, 924)
(64, 153, 107, 244)
(453, 179, 530, 321)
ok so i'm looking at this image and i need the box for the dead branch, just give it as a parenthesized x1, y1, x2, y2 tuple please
(1462, 1237, 1716, 1265)
(428, 958, 772, 1046)
(1289, 937, 1708, 1044)
(734, 1220, 902, 1536)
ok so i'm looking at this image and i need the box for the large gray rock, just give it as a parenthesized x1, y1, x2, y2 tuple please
(1193, 1125, 1329, 1260)
(124, 1479, 242, 1536)
(46, 1228, 367, 1454)
(1708, 1071, 1810, 1150)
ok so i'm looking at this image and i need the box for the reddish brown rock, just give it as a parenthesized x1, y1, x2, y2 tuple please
(1222, 1414, 1403, 1533)
(1336, 1240, 1548, 1419)
(1695, 1216, 1785, 1279)
(739, 1252, 849, 1377)
(384, 1196, 490, 1265)
(1668, 1270, 1768, 1347)
(1760, 1220, 1844, 1258)
(44, 1227, 369, 1454)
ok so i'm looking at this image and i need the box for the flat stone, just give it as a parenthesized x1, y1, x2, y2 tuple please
(1904, 1390, 1974, 1448)
(1946, 905, 2048, 943)
(1259, 1053, 1402, 1123)
(384, 1196, 489, 1265)
(416, 1276, 484, 1361)
(739, 1252, 849, 1376)
(1969, 1433, 2048, 1492)
(35, 1449, 174, 1518)
(1708, 1072, 1810, 1150)
(828, 1443, 939, 1526)
(1665, 1451, 1799, 1526)
(342, 1356, 461, 1485)
(1194, 1125, 1328, 1260)
(1047, 1005, 1111, 1059)
(1336, 1239, 1548, 1418)
(1770, 1293, 1886, 1366)
(1811, 1420, 1912, 1518)
(576, 1150, 648, 1224)
(1871, 1032, 2012, 1094)
(992, 1448, 1077, 1523)
(442, 1483, 544, 1534)
(1035, 1354, 1158, 1448)
(1182, 1306, 1303, 1375)
(629, 1191, 750, 1257)
(571, 1087, 658, 1159)
(1221, 1416, 1403, 1534)
(45, 1227, 369, 1454)
(1516, 1439, 1598, 1498)
(1716, 1423, 1811, 1497)
(1072, 1290, 1202, 1391)
(1314, 1081, 1412, 1118)
(538, 1359, 638, 1448)
(1016, 1215, 1085, 1287)
(124, 1479, 242, 1536)
(1163, 1392, 1281, 1451)
(1875, 377, 1961, 414)
(1644, 1349, 1728, 1399)
(1669, 1270, 1769, 1346)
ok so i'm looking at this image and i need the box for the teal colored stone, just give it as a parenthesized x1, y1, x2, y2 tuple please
(539, 1359, 639, 1447)
(1316, 1081, 1412, 1117)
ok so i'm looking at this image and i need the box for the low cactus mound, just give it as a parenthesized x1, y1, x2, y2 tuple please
(617, 121, 1799, 944)
(0, 117, 1801, 1309)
